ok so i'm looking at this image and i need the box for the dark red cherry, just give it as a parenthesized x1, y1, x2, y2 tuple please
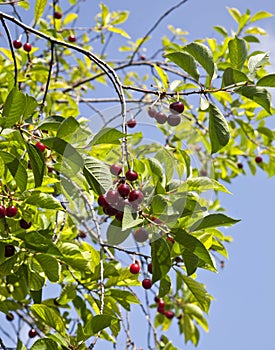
(68, 35, 76, 42)
(142, 278, 152, 289)
(4, 244, 15, 257)
(13, 40, 22, 49)
(148, 107, 158, 118)
(117, 183, 130, 198)
(98, 194, 108, 207)
(28, 328, 37, 338)
(110, 164, 122, 176)
(169, 101, 184, 114)
(106, 190, 120, 205)
(127, 119, 137, 128)
(54, 11, 62, 19)
(134, 228, 149, 243)
(148, 262, 153, 274)
(6, 205, 18, 217)
(35, 141, 46, 152)
(255, 156, 263, 163)
(155, 112, 167, 124)
(164, 310, 175, 319)
(19, 219, 32, 229)
(125, 170, 138, 181)
(129, 262, 140, 274)
(0, 205, 6, 218)
(167, 114, 181, 126)
(128, 189, 143, 204)
(23, 42, 32, 52)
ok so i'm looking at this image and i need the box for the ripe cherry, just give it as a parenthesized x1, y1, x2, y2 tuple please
(4, 244, 15, 258)
(169, 101, 184, 114)
(154, 296, 160, 303)
(13, 39, 22, 49)
(140, 54, 146, 60)
(148, 107, 158, 118)
(129, 262, 140, 274)
(134, 228, 149, 243)
(110, 164, 122, 176)
(127, 119, 137, 128)
(103, 205, 118, 216)
(68, 34, 76, 43)
(164, 310, 175, 319)
(126, 169, 138, 181)
(148, 262, 153, 274)
(117, 183, 130, 198)
(6, 313, 14, 321)
(142, 278, 152, 289)
(167, 114, 181, 126)
(0, 205, 6, 218)
(167, 235, 175, 244)
(54, 11, 62, 19)
(28, 328, 37, 338)
(6, 205, 18, 217)
(155, 112, 167, 124)
(128, 189, 143, 204)
(157, 299, 165, 313)
(19, 219, 32, 229)
(255, 156, 263, 163)
(78, 231, 87, 238)
(237, 162, 243, 169)
(23, 42, 32, 52)
(98, 194, 108, 207)
(35, 141, 46, 153)
(115, 211, 123, 221)
(106, 190, 120, 205)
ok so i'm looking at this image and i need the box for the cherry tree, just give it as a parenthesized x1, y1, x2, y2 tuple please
(0, 1, 274, 349)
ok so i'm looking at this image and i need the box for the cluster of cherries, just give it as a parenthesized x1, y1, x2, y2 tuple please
(147, 101, 185, 127)
(97, 165, 143, 221)
(0, 203, 32, 231)
(129, 260, 175, 319)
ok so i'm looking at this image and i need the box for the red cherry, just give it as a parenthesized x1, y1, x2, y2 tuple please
(13, 39, 22, 49)
(106, 190, 120, 205)
(129, 262, 140, 274)
(103, 205, 118, 216)
(125, 170, 138, 181)
(35, 141, 46, 153)
(142, 278, 152, 289)
(110, 164, 122, 176)
(115, 211, 123, 221)
(237, 162, 243, 169)
(155, 112, 167, 124)
(6, 205, 18, 217)
(167, 114, 181, 126)
(167, 235, 175, 244)
(28, 328, 37, 338)
(169, 101, 184, 114)
(117, 183, 130, 198)
(157, 299, 165, 313)
(6, 313, 14, 321)
(164, 310, 175, 319)
(19, 219, 32, 229)
(148, 107, 158, 118)
(134, 228, 149, 243)
(148, 262, 153, 274)
(127, 119, 137, 128)
(154, 296, 160, 303)
(54, 11, 62, 19)
(0, 205, 6, 218)
(23, 42, 32, 52)
(78, 231, 87, 238)
(4, 244, 15, 257)
(255, 156, 263, 163)
(68, 35, 76, 43)
(140, 54, 146, 60)
(128, 189, 143, 204)
(98, 194, 108, 207)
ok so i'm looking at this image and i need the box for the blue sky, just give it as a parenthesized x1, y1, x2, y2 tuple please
(1, 1, 275, 349)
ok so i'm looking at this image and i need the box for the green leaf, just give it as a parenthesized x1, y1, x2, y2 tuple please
(154, 65, 169, 90)
(108, 289, 139, 311)
(190, 213, 240, 231)
(23, 95, 38, 120)
(173, 229, 216, 274)
(181, 275, 212, 312)
(257, 74, 275, 87)
(222, 68, 249, 87)
(122, 205, 143, 231)
(108, 26, 130, 38)
(107, 219, 131, 245)
(183, 42, 215, 79)
(42, 137, 83, 172)
(1, 87, 26, 128)
(90, 127, 124, 146)
(83, 157, 112, 195)
(227, 7, 241, 23)
(158, 275, 171, 298)
(34, 0, 47, 25)
(151, 194, 167, 215)
(16, 339, 27, 350)
(0, 151, 27, 192)
(235, 85, 272, 113)
(179, 177, 231, 194)
(26, 143, 45, 188)
(151, 237, 171, 283)
(250, 11, 273, 23)
(85, 314, 114, 334)
(30, 304, 66, 334)
(57, 117, 80, 140)
(31, 338, 59, 350)
(25, 192, 64, 210)
(248, 52, 270, 78)
(165, 51, 200, 81)
(208, 103, 230, 154)
(213, 25, 228, 37)
(228, 37, 247, 69)
(35, 254, 60, 282)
